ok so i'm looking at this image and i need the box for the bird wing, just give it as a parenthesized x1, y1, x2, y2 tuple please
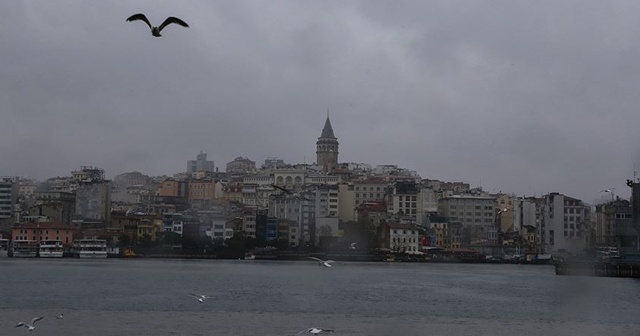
(272, 184, 293, 194)
(307, 257, 323, 262)
(188, 293, 202, 299)
(31, 317, 44, 324)
(126, 13, 153, 30)
(15, 322, 25, 327)
(158, 17, 189, 31)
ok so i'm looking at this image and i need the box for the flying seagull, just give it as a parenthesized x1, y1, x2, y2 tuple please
(308, 257, 334, 268)
(271, 184, 313, 202)
(55, 313, 64, 319)
(16, 317, 44, 331)
(188, 293, 212, 302)
(599, 189, 614, 193)
(126, 14, 189, 37)
(349, 242, 357, 250)
(299, 327, 335, 334)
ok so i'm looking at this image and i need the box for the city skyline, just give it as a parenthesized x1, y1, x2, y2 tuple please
(2, 1, 640, 204)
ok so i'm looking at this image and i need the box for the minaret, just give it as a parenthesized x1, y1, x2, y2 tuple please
(316, 110, 339, 172)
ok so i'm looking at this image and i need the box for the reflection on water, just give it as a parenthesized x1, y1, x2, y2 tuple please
(0, 259, 638, 336)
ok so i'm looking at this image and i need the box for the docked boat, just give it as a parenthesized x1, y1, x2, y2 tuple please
(0, 238, 8, 257)
(72, 239, 108, 258)
(39, 240, 64, 258)
(10, 240, 39, 258)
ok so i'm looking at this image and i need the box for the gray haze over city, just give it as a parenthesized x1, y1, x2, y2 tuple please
(2, 1, 640, 203)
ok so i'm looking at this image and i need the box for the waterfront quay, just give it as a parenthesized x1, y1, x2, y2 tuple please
(555, 260, 640, 278)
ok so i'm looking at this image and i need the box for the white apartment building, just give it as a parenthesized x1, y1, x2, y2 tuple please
(540, 193, 590, 254)
(383, 223, 420, 253)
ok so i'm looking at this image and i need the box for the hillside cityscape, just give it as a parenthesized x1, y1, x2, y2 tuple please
(1, 114, 639, 260)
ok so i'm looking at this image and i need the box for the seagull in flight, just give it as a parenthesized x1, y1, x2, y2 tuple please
(126, 14, 189, 37)
(16, 317, 44, 331)
(349, 242, 357, 250)
(308, 257, 334, 268)
(271, 184, 313, 202)
(55, 313, 64, 319)
(188, 293, 212, 302)
(299, 327, 334, 334)
(599, 188, 614, 193)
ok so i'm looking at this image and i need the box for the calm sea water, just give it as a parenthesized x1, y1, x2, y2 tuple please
(0, 258, 638, 336)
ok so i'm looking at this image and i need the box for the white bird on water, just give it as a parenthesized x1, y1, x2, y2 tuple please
(188, 293, 212, 302)
(16, 317, 44, 331)
(299, 327, 334, 334)
(307, 257, 334, 268)
(126, 13, 189, 37)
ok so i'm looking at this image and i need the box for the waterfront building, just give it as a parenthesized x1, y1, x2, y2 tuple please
(594, 199, 636, 254)
(438, 195, 497, 246)
(378, 222, 420, 253)
(540, 192, 590, 254)
(0, 177, 18, 225)
(12, 222, 74, 246)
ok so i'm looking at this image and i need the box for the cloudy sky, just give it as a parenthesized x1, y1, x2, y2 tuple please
(2, 1, 640, 203)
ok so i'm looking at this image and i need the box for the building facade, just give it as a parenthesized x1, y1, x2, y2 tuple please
(0, 177, 18, 224)
(187, 152, 215, 174)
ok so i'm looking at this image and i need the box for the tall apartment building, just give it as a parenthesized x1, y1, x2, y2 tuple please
(540, 193, 590, 254)
(0, 177, 18, 224)
(187, 152, 214, 174)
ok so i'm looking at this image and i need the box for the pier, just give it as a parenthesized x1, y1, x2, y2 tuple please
(555, 261, 640, 278)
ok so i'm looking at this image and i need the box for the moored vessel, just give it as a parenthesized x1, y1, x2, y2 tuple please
(72, 239, 108, 258)
(39, 240, 64, 258)
(10, 240, 39, 258)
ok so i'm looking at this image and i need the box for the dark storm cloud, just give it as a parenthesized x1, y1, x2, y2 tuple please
(2, 0, 640, 202)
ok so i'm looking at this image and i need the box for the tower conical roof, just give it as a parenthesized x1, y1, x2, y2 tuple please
(320, 113, 335, 138)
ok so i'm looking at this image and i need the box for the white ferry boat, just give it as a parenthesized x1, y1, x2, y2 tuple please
(10, 240, 39, 258)
(72, 239, 108, 258)
(39, 240, 64, 258)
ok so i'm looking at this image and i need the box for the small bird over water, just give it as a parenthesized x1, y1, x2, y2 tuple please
(16, 317, 44, 331)
(55, 313, 64, 319)
(126, 13, 189, 37)
(299, 327, 334, 334)
(188, 293, 212, 302)
(307, 257, 334, 268)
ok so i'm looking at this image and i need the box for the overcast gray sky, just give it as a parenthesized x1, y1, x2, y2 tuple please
(2, 1, 640, 203)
